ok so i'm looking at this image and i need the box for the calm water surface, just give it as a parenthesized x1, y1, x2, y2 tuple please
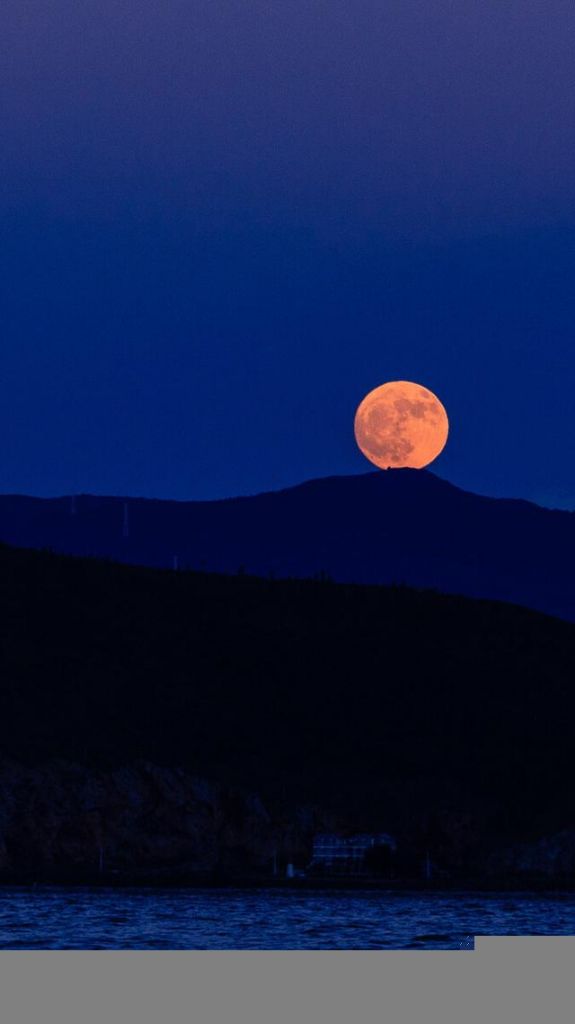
(0, 887, 574, 949)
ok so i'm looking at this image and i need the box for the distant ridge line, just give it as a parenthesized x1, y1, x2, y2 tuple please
(0, 470, 574, 621)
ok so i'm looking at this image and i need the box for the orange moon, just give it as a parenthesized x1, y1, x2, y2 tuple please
(354, 380, 449, 470)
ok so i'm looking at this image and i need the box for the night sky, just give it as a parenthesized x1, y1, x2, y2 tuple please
(1, 1, 574, 506)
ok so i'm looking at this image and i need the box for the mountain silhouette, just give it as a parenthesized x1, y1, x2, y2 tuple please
(0, 469, 573, 619)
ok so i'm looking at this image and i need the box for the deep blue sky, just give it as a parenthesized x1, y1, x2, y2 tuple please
(1, 1, 575, 505)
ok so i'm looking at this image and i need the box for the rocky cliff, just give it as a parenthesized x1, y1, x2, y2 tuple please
(0, 759, 313, 883)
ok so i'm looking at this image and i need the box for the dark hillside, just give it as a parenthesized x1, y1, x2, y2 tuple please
(0, 540, 574, 867)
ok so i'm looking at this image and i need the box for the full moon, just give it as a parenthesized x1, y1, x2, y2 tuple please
(354, 380, 449, 470)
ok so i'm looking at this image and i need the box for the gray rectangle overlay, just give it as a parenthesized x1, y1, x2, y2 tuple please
(0, 939, 574, 1024)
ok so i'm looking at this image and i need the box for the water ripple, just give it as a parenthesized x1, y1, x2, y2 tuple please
(0, 887, 573, 949)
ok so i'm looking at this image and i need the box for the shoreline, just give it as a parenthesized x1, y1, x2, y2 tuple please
(1, 874, 575, 894)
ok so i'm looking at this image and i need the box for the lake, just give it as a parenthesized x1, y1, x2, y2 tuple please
(1, 887, 575, 949)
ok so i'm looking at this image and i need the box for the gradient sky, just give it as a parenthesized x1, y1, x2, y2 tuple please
(1, 1, 574, 505)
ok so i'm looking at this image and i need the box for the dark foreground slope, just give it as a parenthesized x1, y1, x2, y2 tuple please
(1, 470, 575, 620)
(1, 542, 575, 882)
